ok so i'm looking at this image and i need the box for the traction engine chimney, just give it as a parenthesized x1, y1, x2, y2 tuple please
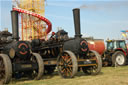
(73, 8, 82, 38)
(11, 10, 19, 41)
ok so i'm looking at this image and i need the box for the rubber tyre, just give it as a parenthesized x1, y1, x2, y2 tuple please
(112, 51, 126, 66)
(0, 54, 12, 84)
(82, 50, 102, 75)
(57, 50, 78, 78)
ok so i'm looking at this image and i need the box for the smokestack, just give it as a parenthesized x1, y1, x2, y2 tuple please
(73, 8, 82, 38)
(11, 10, 19, 41)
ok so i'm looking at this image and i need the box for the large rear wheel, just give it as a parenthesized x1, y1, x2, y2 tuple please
(82, 50, 102, 75)
(0, 54, 12, 84)
(57, 50, 78, 78)
(112, 51, 126, 66)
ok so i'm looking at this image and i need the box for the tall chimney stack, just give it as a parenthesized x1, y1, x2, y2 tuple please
(73, 8, 82, 38)
(11, 10, 19, 41)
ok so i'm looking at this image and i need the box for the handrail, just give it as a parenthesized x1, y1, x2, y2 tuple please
(13, 7, 52, 34)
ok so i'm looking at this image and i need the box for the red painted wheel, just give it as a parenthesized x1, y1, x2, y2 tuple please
(57, 50, 78, 78)
(0, 54, 12, 84)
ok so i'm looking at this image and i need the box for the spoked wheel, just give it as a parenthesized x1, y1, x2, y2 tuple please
(0, 54, 12, 84)
(57, 50, 78, 78)
(112, 51, 126, 66)
(82, 50, 102, 75)
(29, 53, 44, 80)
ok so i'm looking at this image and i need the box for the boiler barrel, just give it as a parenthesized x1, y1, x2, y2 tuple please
(87, 39, 105, 55)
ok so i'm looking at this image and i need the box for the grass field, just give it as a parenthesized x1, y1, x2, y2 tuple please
(9, 66, 128, 85)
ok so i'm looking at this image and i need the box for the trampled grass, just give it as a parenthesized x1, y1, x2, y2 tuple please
(9, 66, 128, 85)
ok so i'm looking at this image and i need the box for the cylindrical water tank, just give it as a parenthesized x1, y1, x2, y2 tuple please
(86, 38, 105, 55)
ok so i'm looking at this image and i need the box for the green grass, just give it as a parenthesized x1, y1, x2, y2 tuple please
(9, 66, 128, 85)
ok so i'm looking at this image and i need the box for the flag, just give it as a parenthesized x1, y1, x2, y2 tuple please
(122, 33, 127, 37)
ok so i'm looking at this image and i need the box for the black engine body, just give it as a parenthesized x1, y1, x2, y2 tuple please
(63, 38, 89, 54)
(63, 8, 89, 55)
(0, 31, 31, 60)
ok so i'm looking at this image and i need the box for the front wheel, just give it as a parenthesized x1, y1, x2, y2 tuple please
(57, 50, 78, 78)
(112, 51, 126, 66)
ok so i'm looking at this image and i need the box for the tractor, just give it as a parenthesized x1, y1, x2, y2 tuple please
(102, 39, 128, 66)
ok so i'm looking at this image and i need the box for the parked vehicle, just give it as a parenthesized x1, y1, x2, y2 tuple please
(57, 8, 102, 78)
(0, 10, 44, 84)
(30, 8, 102, 78)
(102, 39, 128, 66)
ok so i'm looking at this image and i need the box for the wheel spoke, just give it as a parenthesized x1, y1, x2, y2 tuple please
(58, 58, 65, 66)
(66, 58, 72, 64)
(0, 54, 13, 84)
(60, 57, 65, 64)
(0, 57, 5, 80)
(66, 67, 72, 76)
(60, 55, 73, 77)
(60, 65, 65, 70)
(82, 51, 101, 75)
(64, 68, 68, 76)
(68, 67, 72, 73)
(61, 68, 66, 74)
(62, 56, 68, 63)
(62, 55, 72, 65)
(57, 51, 77, 78)
(67, 60, 72, 65)
(62, 56, 66, 61)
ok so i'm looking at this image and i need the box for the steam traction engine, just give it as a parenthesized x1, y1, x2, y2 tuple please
(31, 30, 68, 74)
(56, 8, 102, 78)
(31, 8, 102, 78)
(0, 11, 44, 84)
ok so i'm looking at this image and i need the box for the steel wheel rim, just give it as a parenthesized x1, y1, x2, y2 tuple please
(0, 56, 5, 82)
(116, 54, 125, 65)
(89, 58, 98, 74)
(84, 51, 101, 75)
(30, 55, 38, 78)
(90, 54, 99, 73)
(58, 53, 73, 78)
